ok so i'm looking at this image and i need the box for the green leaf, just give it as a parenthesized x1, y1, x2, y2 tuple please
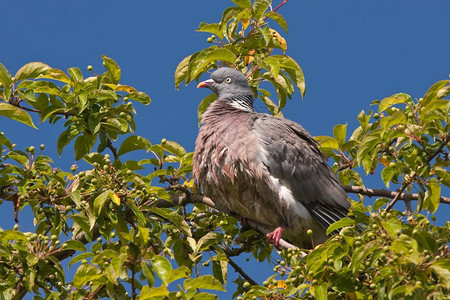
(263, 56, 281, 79)
(273, 55, 305, 98)
(175, 55, 193, 89)
(430, 259, 450, 289)
(333, 123, 347, 146)
(0, 62, 12, 85)
(74, 133, 96, 160)
(310, 283, 327, 300)
(0, 102, 37, 129)
(350, 240, 378, 275)
(168, 266, 191, 284)
(373, 197, 390, 211)
(37, 68, 71, 84)
(378, 93, 410, 112)
(326, 217, 354, 235)
(93, 190, 114, 215)
(150, 255, 172, 286)
(184, 275, 226, 291)
(118, 135, 152, 156)
(315, 136, 339, 150)
(128, 91, 151, 104)
(423, 80, 449, 105)
(15, 62, 51, 81)
(140, 286, 169, 299)
(129, 203, 147, 227)
(189, 48, 237, 80)
(57, 126, 79, 156)
(424, 178, 441, 213)
(67, 67, 84, 82)
(0, 230, 27, 242)
(196, 23, 224, 40)
(73, 264, 102, 288)
(101, 55, 121, 84)
(381, 167, 395, 188)
(163, 140, 186, 157)
(232, 0, 252, 8)
(252, 0, 270, 20)
(356, 130, 380, 167)
(63, 240, 87, 252)
(265, 11, 288, 32)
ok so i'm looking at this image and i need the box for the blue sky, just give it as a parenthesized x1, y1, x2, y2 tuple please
(1, 0, 449, 297)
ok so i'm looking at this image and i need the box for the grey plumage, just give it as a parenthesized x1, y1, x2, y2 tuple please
(193, 68, 350, 248)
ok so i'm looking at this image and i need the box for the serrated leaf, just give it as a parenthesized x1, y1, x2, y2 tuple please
(232, 0, 251, 8)
(140, 286, 169, 299)
(74, 134, 96, 160)
(373, 197, 390, 211)
(168, 266, 191, 284)
(0, 102, 37, 129)
(430, 259, 450, 289)
(15, 62, 51, 81)
(184, 275, 226, 291)
(128, 91, 151, 104)
(0, 62, 12, 85)
(326, 217, 354, 235)
(273, 55, 305, 97)
(350, 240, 378, 275)
(163, 140, 186, 157)
(310, 283, 327, 300)
(118, 135, 152, 156)
(381, 167, 395, 188)
(315, 136, 339, 150)
(252, 0, 270, 20)
(73, 264, 102, 288)
(93, 190, 113, 215)
(196, 22, 224, 40)
(378, 93, 410, 112)
(425, 178, 441, 213)
(265, 11, 288, 32)
(37, 68, 71, 84)
(101, 55, 121, 83)
(150, 255, 172, 286)
(423, 80, 449, 105)
(57, 126, 79, 156)
(67, 67, 83, 82)
(63, 240, 87, 252)
(175, 54, 193, 89)
(189, 48, 237, 81)
(333, 123, 347, 146)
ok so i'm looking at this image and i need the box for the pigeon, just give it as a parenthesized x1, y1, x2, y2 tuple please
(193, 67, 350, 248)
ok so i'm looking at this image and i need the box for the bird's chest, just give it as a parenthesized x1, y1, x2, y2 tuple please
(194, 116, 267, 208)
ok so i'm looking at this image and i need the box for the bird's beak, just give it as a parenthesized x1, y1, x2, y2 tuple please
(197, 79, 215, 89)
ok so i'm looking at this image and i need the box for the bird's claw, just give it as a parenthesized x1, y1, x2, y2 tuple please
(266, 227, 284, 250)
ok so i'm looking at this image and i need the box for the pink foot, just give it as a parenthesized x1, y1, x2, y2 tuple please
(266, 227, 284, 249)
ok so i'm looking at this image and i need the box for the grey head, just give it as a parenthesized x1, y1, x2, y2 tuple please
(197, 68, 254, 111)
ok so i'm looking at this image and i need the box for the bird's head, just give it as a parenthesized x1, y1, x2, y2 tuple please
(197, 68, 253, 102)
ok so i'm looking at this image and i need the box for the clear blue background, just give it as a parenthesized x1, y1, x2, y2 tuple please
(1, 0, 449, 298)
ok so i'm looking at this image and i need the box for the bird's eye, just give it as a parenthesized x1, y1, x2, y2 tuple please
(225, 77, 232, 84)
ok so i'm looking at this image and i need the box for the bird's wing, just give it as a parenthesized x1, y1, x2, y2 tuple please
(253, 114, 350, 230)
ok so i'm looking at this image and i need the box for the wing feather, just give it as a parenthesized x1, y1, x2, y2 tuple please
(253, 115, 350, 231)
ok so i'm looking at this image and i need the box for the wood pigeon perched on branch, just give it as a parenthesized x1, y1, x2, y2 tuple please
(193, 67, 350, 249)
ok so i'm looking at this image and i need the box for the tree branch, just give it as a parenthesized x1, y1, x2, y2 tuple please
(343, 185, 450, 205)
(227, 257, 258, 286)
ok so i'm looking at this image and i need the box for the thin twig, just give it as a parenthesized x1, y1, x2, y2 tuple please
(385, 183, 409, 212)
(343, 185, 450, 205)
(106, 138, 119, 160)
(227, 257, 258, 285)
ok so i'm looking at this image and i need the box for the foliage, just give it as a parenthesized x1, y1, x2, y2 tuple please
(0, 0, 449, 299)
